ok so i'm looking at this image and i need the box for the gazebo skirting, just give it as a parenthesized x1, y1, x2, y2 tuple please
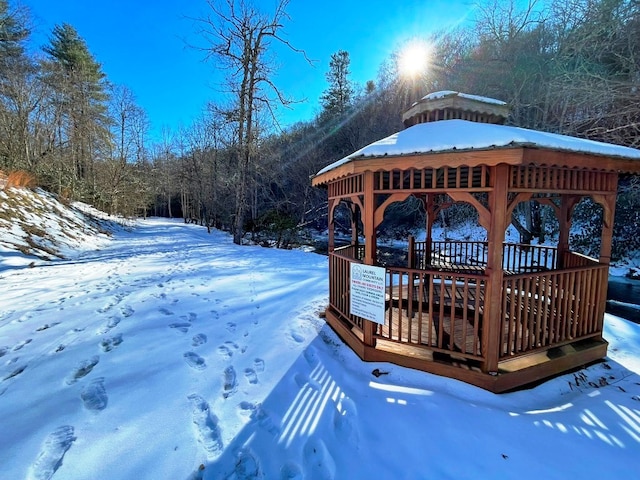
(326, 241, 609, 392)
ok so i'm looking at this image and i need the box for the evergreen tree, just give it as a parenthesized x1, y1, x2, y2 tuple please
(0, 0, 28, 59)
(320, 50, 354, 118)
(42, 23, 110, 198)
(0, 0, 34, 170)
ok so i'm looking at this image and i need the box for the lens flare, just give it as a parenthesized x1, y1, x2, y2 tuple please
(397, 40, 432, 78)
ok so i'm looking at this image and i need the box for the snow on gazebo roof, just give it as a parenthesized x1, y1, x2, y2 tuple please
(414, 90, 507, 107)
(315, 119, 640, 177)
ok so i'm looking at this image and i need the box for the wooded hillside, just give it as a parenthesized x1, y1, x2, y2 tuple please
(1, 0, 638, 259)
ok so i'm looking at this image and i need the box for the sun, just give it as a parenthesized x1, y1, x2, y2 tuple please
(397, 40, 433, 78)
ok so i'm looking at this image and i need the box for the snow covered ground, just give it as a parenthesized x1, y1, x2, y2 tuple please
(1, 215, 640, 479)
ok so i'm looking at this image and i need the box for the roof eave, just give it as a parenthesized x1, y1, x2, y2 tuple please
(312, 146, 640, 186)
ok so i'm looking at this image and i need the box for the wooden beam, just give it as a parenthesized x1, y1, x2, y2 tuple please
(313, 147, 640, 188)
(348, 202, 359, 245)
(373, 192, 413, 227)
(448, 191, 491, 230)
(312, 148, 526, 186)
(362, 171, 377, 347)
(483, 164, 510, 374)
(506, 192, 533, 220)
(522, 149, 640, 174)
(557, 195, 580, 268)
(328, 198, 337, 252)
(535, 197, 560, 217)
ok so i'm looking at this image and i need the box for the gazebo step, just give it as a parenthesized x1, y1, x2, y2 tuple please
(494, 338, 608, 391)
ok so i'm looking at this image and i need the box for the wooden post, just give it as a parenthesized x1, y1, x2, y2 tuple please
(482, 164, 509, 374)
(425, 194, 435, 266)
(557, 195, 578, 269)
(349, 202, 359, 248)
(597, 192, 617, 266)
(595, 183, 618, 335)
(328, 199, 336, 253)
(408, 235, 415, 269)
(362, 171, 377, 347)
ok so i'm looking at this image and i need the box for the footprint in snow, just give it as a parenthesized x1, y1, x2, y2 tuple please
(334, 397, 360, 447)
(192, 334, 207, 347)
(120, 305, 134, 317)
(253, 358, 265, 373)
(280, 461, 304, 480)
(28, 425, 76, 480)
(12, 338, 32, 351)
(244, 368, 258, 385)
(169, 322, 191, 333)
(158, 308, 174, 316)
(96, 317, 120, 335)
(231, 448, 261, 479)
(100, 334, 123, 352)
(65, 356, 99, 385)
(250, 404, 280, 436)
(188, 394, 223, 460)
(35, 323, 59, 332)
(303, 347, 318, 366)
(0, 346, 8, 358)
(217, 342, 238, 360)
(222, 366, 238, 399)
(3, 365, 27, 382)
(290, 331, 305, 343)
(303, 438, 335, 480)
(238, 401, 257, 416)
(184, 352, 207, 370)
(81, 377, 108, 411)
(226, 322, 236, 332)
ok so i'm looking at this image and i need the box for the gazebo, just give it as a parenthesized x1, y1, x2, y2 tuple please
(312, 91, 640, 392)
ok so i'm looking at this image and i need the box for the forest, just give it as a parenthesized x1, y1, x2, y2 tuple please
(0, 0, 639, 260)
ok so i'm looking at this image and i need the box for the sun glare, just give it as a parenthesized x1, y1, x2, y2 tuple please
(398, 40, 432, 78)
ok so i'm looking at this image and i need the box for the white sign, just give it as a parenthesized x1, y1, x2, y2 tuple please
(350, 263, 386, 324)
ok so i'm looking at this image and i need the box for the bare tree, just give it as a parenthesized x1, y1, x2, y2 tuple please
(193, 0, 309, 244)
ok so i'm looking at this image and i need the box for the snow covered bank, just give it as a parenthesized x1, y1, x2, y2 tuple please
(0, 187, 117, 270)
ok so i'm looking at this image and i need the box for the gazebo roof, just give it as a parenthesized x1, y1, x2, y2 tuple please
(402, 91, 509, 127)
(314, 119, 640, 181)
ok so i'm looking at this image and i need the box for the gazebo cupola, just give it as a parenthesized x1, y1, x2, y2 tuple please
(402, 90, 510, 127)
(312, 90, 640, 393)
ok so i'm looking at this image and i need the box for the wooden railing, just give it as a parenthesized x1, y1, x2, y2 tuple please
(563, 251, 600, 268)
(499, 263, 607, 358)
(502, 243, 557, 273)
(329, 247, 364, 332)
(379, 267, 486, 360)
(329, 241, 605, 366)
(412, 240, 558, 274)
(334, 244, 364, 260)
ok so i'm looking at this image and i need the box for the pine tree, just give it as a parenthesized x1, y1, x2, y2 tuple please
(320, 50, 354, 118)
(0, 0, 34, 170)
(0, 0, 28, 59)
(42, 23, 110, 198)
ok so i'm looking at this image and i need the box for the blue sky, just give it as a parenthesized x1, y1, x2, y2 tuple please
(24, 0, 477, 141)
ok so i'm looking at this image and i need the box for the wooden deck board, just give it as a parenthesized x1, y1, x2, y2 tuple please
(378, 306, 481, 357)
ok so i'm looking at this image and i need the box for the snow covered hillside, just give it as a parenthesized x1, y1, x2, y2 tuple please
(0, 190, 639, 480)
(0, 187, 116, 270)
